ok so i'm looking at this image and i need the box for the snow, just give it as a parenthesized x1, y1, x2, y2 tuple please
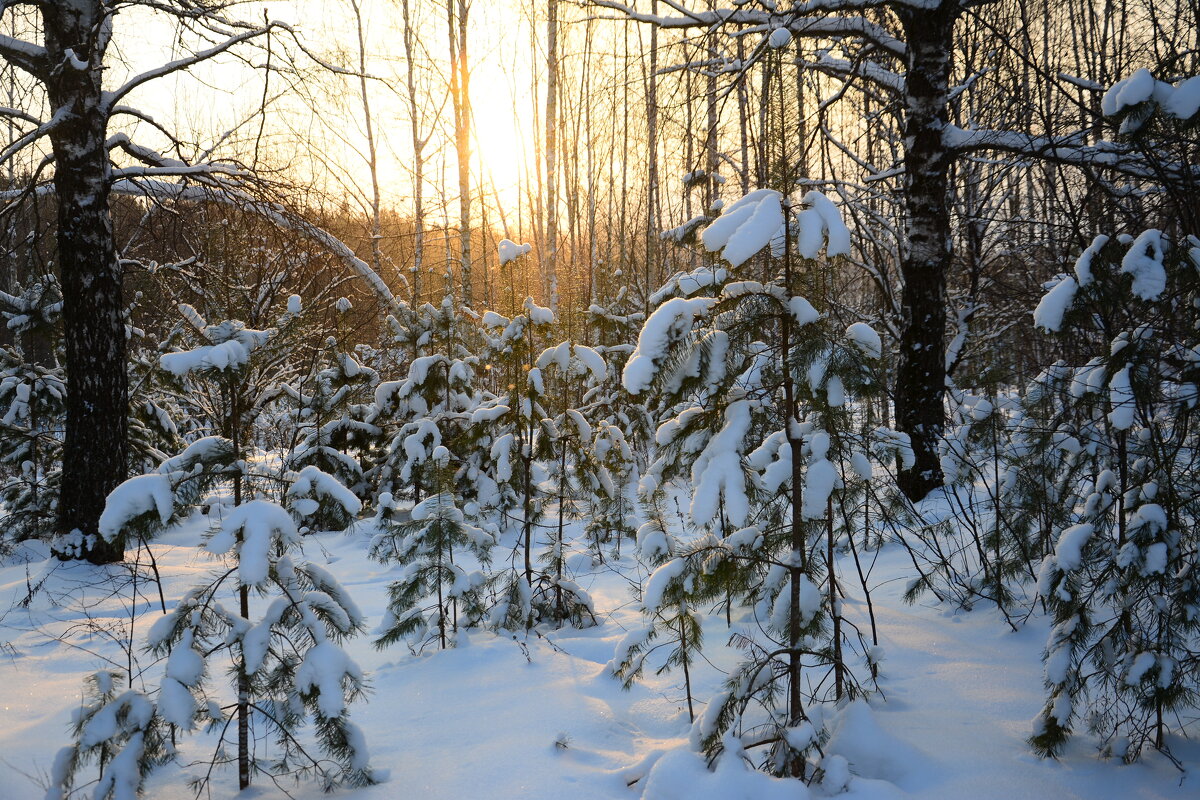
(642, 558, 686, 611)
(623, 297, 715, 394)
(1108, 365, 1136, 430)
(524, 296, 555, 324)
(289, 465, 364, 519)
(702, 189, 848, 266)
(701, 189, 785, 267)
(2, 498, 1196, 800)
(767, 27, 792, 49)
(648, 266, 729, 305)
(296, 640, 364, 719)
(160, 338, 251, 376)
(689, 400, 752, 527)
(98, 473, 174, 541)
(1074, 234, 1109, 287)
(845, 322, 882, 359)
(802, 457, 837, 519)
(1164, 75, 1200, 119)
(827, 374, 846, 407)
(288, 294, 303, 313)
(641, 747, 804, 800)
(1132, 503, 1167, 532)
(1101, 68, 1156, 116)
(1125, 651, 1156, 686)
(206, 500, 299, 586)
(573, 344, 608, 382)
(1142, 541, 1168, 574)
(824, 700, 924, 785)
(1033, 275, 1077, 332)
(798, 190, 851, 257)
(498, 239, 532, 265)
(480, 310, 508, 329)
(1053, 523, 1094, 571)
(636, 523, 672, 560)
(1120, 229, 1168, 300)
(1103, 69, 1200, 123)
(790, 296, 820, 326)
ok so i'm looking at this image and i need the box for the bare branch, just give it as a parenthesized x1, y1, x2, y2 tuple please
(111, 178, 404, 317)
(102, 22, 281, 112)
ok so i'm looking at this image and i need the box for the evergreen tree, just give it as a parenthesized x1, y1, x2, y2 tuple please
(618, 189, 893, 779)
(50, 299, 375, 795)
(474, 298, 556, 630)
(0, 346, 65, 544)
(1029, 232, 1200, 762)
(284, 339, 380, 502)
(372, 447, 494, 650)
(527, 341, 605, 627)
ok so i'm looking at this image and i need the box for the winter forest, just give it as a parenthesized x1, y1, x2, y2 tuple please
(0, 0, 1198, 797)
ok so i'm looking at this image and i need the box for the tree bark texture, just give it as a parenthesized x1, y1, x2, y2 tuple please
(894, 2, 958, 501)
(44, 0, 128, 564)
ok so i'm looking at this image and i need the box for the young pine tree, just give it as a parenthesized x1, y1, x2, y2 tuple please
(619, 189, 892, 780)
(1029, 231, 1200, 763)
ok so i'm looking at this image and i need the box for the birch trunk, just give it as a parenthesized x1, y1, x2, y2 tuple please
(894, 2, 958, 501)
(45, 0, 128, 564)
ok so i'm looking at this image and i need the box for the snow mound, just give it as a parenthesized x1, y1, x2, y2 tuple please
(641, 748, 806, 800)
(824, 700, 926, 785)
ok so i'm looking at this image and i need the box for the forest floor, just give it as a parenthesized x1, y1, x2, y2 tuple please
(1, 497, 1196, 799)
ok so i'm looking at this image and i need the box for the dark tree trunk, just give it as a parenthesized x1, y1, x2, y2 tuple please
(894, 2, 957, 502)
(43, 1, 128, 563)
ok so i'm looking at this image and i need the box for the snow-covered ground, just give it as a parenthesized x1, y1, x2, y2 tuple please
(1, 507, 1195, 799)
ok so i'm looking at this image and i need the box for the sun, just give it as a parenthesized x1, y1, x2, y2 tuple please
(468, 19, 539, 219)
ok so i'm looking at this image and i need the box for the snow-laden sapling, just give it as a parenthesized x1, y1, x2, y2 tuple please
(50, 437, 376, 796)
(371, 350, 482, 507)
(526, 341, 606, 626)
(50, 298, 376, 795)
(45, 670, 170, 800)
(1028, 231, 1200, 763)
(585, 418, 639, 559)
(283, 341, 380, 502)
(618, 188, 893, 780)
(609, 506, 702, 722)
(474, 298, 559, 629)
(0, 346, 65, 545)
(372, 447, 494, 650)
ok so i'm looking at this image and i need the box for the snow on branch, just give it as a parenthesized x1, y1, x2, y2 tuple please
(1101, 68, 1200, 132)
(0, 106, 69, 168)
(941, 125, 1200, 182)
(589, 0, 906, 60)
(0, 31, 47, 77)
(811, 52, 904, 93)
(701, 189, 850, 267)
